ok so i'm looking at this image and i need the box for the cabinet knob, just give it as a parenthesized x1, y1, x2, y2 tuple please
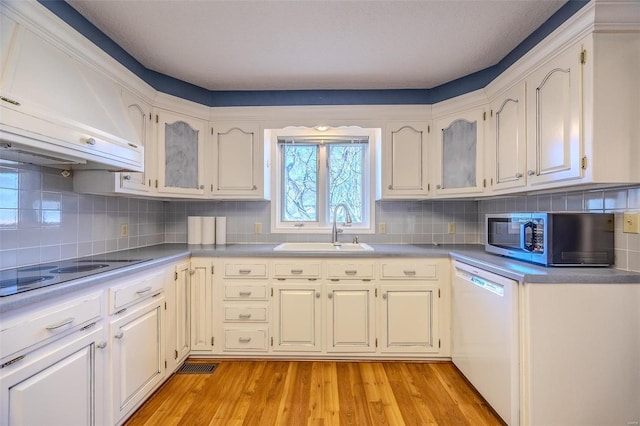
(436, 184, 442, 190)
(123, 174, 132, 180)
(382, 293, 388, 300)
(316, 292, 321, 298)
(527, 170, 535, 176)
(328, 292, 333, 299)
(515, 173, 523, 179)
(252, 185, 257, 190)
(199, 185, 204, 189)
(85, 137, 96, 146)
(96, 341, 107, 349)
(114, 331, 124, 339)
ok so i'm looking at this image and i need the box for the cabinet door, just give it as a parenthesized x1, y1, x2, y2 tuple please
(272, 284, 322, 352)
(166, 261, 190, 372)
(434, 108, 485, 196)
(526, 44, 583, 186)
(379, 284, 439, 353)
(326, 283, 376, 353)
(381, 122, 430, 198)
(110, 296, 164, 422)
(490, 83, 527, 192)
(119, 90, 152, 193)
(0, 326, 105, 426)
(210, 122, 264, 198)
(190, 259, 214, 352)
(156, 109, 207, 197)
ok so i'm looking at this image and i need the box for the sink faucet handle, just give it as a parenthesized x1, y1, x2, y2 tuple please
(352, 235, 359, 244)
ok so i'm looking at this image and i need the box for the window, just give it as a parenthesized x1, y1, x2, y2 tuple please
(270, 126, 378, 233)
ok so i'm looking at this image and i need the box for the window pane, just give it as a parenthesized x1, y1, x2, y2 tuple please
(282, 144, 318, 221)
(329, 144, 364, 223)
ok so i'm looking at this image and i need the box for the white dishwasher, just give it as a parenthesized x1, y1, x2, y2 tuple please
(451, 260, 519, 425)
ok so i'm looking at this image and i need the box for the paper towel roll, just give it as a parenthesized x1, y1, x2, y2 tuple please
(215, 217, 226, 245)
(187, 216, 202, 245)
(201, 216, 215, 245)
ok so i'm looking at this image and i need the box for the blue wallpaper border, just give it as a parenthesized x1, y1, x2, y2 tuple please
(38, 0, 589, 107)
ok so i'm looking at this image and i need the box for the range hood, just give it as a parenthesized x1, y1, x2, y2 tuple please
(0, 6, 144, 171)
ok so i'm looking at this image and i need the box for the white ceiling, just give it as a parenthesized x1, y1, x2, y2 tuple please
(67, 0, 566, 91)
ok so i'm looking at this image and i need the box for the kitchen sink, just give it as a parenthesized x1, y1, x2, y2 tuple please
(273, 242, 374, 252)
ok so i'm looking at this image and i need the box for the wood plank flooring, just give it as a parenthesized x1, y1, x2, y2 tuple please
(125, 360, 504, 426)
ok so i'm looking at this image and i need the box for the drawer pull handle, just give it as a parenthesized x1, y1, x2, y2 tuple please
(239, 269, 252, 274)
(136, 286, 153, 295)
(345, 270, 357, 275)
(238, 337, 252, 343)
(1, 355, 25, 369)
(291, 269, 303, 274)
(114, 331, 124, 339)
(46, 317, 74, 330)
(238, 313, 252, 319)
(403, 270, 416, 276)
(239, 291, 252, 296)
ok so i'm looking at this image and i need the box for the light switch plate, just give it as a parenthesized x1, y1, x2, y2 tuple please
(378, 222, 386, 234)
(623, 212, 640, 234)
(254, 222, 262, 234)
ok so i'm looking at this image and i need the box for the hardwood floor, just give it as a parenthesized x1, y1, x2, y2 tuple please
(125, 360, 504, 425)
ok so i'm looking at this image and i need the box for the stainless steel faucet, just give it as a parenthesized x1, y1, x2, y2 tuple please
(331, 203, 352, 244)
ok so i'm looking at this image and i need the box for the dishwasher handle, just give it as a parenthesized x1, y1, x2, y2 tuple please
(456, 269, 504, 297)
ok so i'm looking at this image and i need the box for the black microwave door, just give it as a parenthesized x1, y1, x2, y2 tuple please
(487, 218, 526, 251)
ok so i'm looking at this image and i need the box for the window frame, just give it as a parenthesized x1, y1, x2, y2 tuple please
(269, 126, 378, 234)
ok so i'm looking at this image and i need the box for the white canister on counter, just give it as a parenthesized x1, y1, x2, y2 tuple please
(215, 217, 226, 245)
(201, 216, 216, 245)
(187, 216, 202, 245)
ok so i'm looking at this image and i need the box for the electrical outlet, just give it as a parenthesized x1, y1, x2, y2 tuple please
(378, 222, 386, 234)
(120, 223, 129, 238)
(254, 222, 262, 234)
(623, 212, 640, 234)
(448, 222, 456, 234)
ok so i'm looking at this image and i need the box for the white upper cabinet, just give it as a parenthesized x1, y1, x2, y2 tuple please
(119, 90, 153, 193)
(582, 32, 640, 185)
(488, 82, 527, 192)
(155, 109, 207, 197)
(433, 108, 485, 197)
(210, 122, 267, 199)
(379, 122, 430, 199)
(525, 42, 583, 187)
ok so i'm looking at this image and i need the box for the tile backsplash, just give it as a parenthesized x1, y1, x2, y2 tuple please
(1, 162, 638, 273)
(0, 162, 164, 269)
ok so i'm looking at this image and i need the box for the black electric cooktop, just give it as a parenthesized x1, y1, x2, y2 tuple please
(0, 255, 150, 297)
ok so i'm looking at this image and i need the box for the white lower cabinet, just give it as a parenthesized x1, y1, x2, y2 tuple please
(379, 284, 439, 353)
(326, 283, 376, 353)
(271, 283, 322, 352)
(166, 261, 191, 372)
(0, 325, 106, 426)
(189, 259, 215, 353)
(110, 295, 165, 424)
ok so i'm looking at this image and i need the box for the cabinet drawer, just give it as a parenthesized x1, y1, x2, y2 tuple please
(224, 305, 268, 322)
(0, 292, 102, 360)
(224, 328, 268, 351)
(274, 262, 321, 278)
(327, 262, 375, 279)
(224, 263, 267, 278)
(380, 261, 438, 279)
(110, 271, 164, 312)
(224, 284, 268, 300)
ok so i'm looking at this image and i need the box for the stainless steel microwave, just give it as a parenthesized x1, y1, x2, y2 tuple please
(485, 213, 615, 266)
